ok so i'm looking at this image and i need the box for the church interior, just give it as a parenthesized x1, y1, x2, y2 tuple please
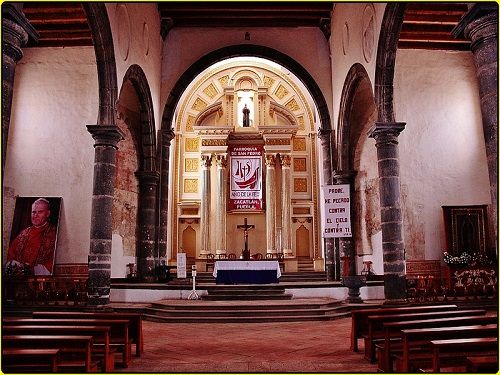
(2, 2, 498, 373)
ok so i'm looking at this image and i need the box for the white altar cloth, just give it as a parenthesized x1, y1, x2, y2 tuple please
(213, 260, 281, 278)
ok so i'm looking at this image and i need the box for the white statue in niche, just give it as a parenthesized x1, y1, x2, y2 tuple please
(237, 92, 254, 127)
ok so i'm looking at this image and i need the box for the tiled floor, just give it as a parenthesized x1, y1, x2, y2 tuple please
(116, 317, 378, 373)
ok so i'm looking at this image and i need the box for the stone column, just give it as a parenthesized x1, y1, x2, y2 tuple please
(135, 171, 160, 282)
(318, 128, 338, 280)
(265, 154, 277, 255)
(455, 5, 498, 254)
(333, 170, 357, 277)
(2, 6, 38, 175)
(280, 154, 292, 257)
(86, 125, 125, 305)
(215, 154, 227, 255)
(158, 129, 175, 261)
(200, 154, 213, 256)
(368, 122, 406, 304)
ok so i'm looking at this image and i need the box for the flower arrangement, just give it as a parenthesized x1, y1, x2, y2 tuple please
(443, 251, 471, 266)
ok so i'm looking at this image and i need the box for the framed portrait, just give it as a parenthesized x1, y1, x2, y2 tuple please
(6, 196, 62, 275)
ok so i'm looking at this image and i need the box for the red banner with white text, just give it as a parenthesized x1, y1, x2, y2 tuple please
(228, 145, 264, 211)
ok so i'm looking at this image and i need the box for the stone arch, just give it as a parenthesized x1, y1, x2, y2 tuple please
(120, 64, 157, 172)
(82, 3, 117, 125)
(161, 44, 331, 132)
(337, 63, 376, 171)
(374, 3, 407, 123)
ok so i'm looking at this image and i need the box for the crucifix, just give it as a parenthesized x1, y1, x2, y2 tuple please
(237, 217, 255, 259)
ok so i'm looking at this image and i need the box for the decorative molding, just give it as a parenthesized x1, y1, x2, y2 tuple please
(263, 75, 275, 88)
(265, 138, 290, 146)
(297, 116, 305, 131)
(285, 98, 300, 111)
(275, 84, 289, 100)
(218, 75, 229, 86)
(202, 139, 227, 147)
(269, 102, 297, 126)
(185, 115, 196, 132)
(293, 207, 310, 215)
(194, 102, 223, 126)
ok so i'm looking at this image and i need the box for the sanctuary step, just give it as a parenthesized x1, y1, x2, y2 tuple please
(201, 285, 292, 301)
(297, 256, 316, 272)
(193, 271, 327, 284)
(142, 298, 351, 323)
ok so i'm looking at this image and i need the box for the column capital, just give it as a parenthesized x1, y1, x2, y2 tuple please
(265, 154, 276, 167)
(161, 128, 175, 144)
(2, 4, 39, 42)
(215, 154, 227, 168)
(279, 154, 291, 168)
(135, 170, 160, 185)
(201, 154, 213, 168)
(317, 127, 332, 142)
(87, 125, 125, 149)
(368, 122, 406, 146)
(452, 3, 498, 40)
(464, 12, 498, 51)
(333, 170, 357, 184)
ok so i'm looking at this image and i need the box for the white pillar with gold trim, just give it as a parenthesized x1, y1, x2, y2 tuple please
(280, 154, 293, 258)
(265, 154, 277, 255)
(215, 154, 227, 255)
(200, 154, 212, 256)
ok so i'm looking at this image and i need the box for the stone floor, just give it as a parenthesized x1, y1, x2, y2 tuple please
(115, 317, 378, 373)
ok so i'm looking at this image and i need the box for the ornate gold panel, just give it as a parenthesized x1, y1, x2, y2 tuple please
(184, 179, 198, 193)
(285, 98, 300, 111)
(293, 158, 307, 172)
(297, 116, 305, 131)
(263, 75, 275, 88)
(218, 75, 229, 86)
(192, 97, 208, 112)
(292, 138, 306, 152)
(185, 158, 199, 172)
(294, 178, 308, 193)
(185, 138, 200, 152)
(275, 84, 289, 100)
(185, 115, 196, 132)
(203, 83, 218, 99)
(181, 208, 198, 215)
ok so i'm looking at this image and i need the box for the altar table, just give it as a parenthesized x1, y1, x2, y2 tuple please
(213, 260, 281, 284)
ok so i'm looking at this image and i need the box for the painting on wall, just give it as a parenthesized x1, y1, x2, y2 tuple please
(5, 197, 62, 276)
(442, 205, 487, 257)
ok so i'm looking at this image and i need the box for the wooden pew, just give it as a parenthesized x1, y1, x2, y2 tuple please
(2, 348, 61, 373)
(378, 315, 498, 372)
(396, 324, 497, 372)
(350, 304, 457, 351)
(429, 337, 498, 372)
(365, 309, 485, 362)
(32, 311, 143, 356)
(2, 325, 115, 372)
(466, 355, 498, 372)
(3, 317, 131, 367)
(2, 335, 98, 372)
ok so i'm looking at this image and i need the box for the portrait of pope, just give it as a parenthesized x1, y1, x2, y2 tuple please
(6, 197, 61, 275)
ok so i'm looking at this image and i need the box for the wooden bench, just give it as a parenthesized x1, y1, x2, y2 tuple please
(377, 315, 498, 372)
(429, 337, 498, 372)
(2, 348, 61, 373)
(32, 311, 143, 356)
(466, 355, 498, 372)
(2, 325, 115, 372)
(2, 334, 98, 372)
(394, 324, 498, 372)
(350, 304, 457, 352)
(365, 308, 485, 362)
(3, 317, 131, 367)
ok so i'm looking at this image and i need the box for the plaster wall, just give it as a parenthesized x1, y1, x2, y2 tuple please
(394, 49, 491, 262)
(106, 3, 163, 134)
(3, 47, 98, 266)
(160, 26, 332, 126)
(330, 3, 386, 130)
